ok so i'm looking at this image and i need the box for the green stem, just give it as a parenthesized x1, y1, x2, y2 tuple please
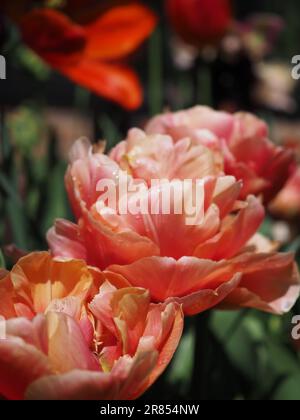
(190, 311, 211, 400)
(148, 27, 163, 116)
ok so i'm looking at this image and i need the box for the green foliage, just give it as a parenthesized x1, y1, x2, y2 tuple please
(209, 310, 300, 400)
(0, 250, 6, 269)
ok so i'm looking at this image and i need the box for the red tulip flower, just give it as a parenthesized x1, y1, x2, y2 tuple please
(166, 0, 232, 47)
(19, 4, 157, 110)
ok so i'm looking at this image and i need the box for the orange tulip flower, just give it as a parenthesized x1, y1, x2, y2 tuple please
(17, 3, 157, 109)
(0, 252, 183, 400)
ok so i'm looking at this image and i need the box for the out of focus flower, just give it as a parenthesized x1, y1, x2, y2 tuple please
(0, 252, 183, 400)
(237, 14, 284, 61)
(253, 62, 297, 113)
(146, 106, 295, 202)
(7, 106, 46, 156)
(270, 168, 300, 219)
(13, 4, 156, 109)
(166, 0, 232, 48)
(48, 136, 300, 316)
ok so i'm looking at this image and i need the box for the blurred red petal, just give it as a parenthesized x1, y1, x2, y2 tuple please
(57, 59, 143, 110)
(20, 9, 86, 64)
(84, 4, 157, 60)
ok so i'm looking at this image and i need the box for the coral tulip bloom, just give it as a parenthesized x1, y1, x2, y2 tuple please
(0, 253, 183, 400)
(19, 5, 157, 109)
(146, 106, 295, 202)
(166, 0, 232, 47)
(48, 138, 300, 316)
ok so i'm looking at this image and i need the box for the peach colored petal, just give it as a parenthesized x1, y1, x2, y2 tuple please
(45, 296, 82, 320)
(0, 338, 52, 400)
(145, 106, 235, 142)
(212, 176, 242, 218)
(114, 338, 158, 400)
(107, 251, 300, 315)
(90, 284, 151, 356)
(231, 112, 269, 143)
(47, 220, 87, 261)
(225, 134, 294, 202)
(143, 303, 176, 348)
(167, 273, 241, 316)
(110, 129, 221, 182)
(66, 146, 121, 215)
(26, 338, 162, 400)
(0, 268, 8, 280)
(0, 275, 17, 318)
(194, 196, 265, 260)
(4, 316, 48, 354)
(117, 179, 221, 259)
(144, 304, 184, 390)
(111, 289, 151, 356)
(79, 210, 160, 269)
(223, 252, 300, 314)
(106, 256, 240, 303)
(219, 284, 300, 315)
(5, 252, 102, 316)
(89, 281, 120, 337)
(25, 370, 117, 400)
(46, 312, 100, 373)
(0, 317, 52, 400)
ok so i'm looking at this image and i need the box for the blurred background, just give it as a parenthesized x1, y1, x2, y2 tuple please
(1, 0, 300, 401)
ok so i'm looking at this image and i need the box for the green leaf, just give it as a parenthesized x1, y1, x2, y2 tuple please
(41, 163, 70, 233)
(16, 47, 50, 81)
(148, 27, 163, 116)
(0, 113, 11, 162)
(266, 341, 300, 378)
(98, 114, 122, 151)
(0, 173, 22, 206)
(0, 250, 6, 269)
(272, 374, 300, 400)
(5, 198, 28, 250)
(167, 327, 195, 395)
(211, 311, 266, 382)
(211, 310, 300, 399)
(0, 172, 28, 249)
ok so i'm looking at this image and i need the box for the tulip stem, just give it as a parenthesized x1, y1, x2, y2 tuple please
(148, 27, 163, 116)
(191, 310, 211, 400)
